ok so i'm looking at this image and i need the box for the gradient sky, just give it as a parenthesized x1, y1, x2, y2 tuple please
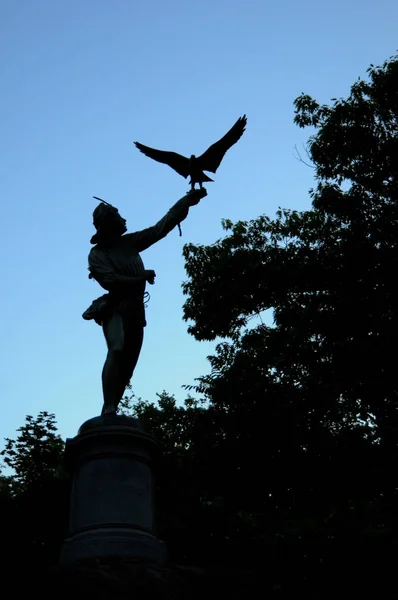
(1, 0, 397, 444)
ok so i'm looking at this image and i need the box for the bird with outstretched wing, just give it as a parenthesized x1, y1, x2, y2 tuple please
(134, 115, 247, 190)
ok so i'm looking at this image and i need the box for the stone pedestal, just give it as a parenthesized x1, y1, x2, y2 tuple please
(59, 414, 165, 565)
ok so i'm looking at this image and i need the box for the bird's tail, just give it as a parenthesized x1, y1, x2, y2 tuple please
(202, 173, 214, 182)
(190, 173, 214, 185)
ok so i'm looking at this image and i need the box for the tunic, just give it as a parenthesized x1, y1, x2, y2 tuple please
(82, 195, 190, 326)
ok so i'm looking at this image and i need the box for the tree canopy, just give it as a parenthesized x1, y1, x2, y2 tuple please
(179, 51, 398, 554)
(0, 412, 68, 565)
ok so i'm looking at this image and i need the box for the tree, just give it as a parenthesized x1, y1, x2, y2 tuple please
(180, 53, 398, 548)
(1, 411, 65, 493)
(0, 412, 69, 565)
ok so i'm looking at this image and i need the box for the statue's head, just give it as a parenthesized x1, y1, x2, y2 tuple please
(90, 203, 127, 244)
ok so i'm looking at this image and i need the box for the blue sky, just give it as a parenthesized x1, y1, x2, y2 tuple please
(1, 0, 397, 443)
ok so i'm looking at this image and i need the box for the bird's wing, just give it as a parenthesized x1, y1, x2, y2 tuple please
(134, 142, 190, 178)
(197, 115, 247, 173)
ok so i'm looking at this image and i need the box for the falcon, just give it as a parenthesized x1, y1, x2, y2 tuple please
(134, 115, 247, 190)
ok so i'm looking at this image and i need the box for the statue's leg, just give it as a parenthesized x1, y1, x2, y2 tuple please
(116, 323, 144, 411)
(101, 312, 126, 415)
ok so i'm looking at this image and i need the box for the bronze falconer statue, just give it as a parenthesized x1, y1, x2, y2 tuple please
(83, 188, 206, 415)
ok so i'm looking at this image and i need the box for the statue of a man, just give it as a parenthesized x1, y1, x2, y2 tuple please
(83, 188, 207, 415)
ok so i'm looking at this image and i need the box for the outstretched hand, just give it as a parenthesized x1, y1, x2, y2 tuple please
(145, 270, 156, 285)
(186, 187, 207, 206)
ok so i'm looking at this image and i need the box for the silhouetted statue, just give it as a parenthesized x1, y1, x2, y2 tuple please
(83, 188, 206, 415)
(134, 115, 247, 190)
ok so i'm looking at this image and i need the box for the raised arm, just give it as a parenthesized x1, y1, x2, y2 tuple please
(125, 188, 206, 252)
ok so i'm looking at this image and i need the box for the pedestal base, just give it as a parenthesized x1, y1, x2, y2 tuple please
(60, 526, 166, 565)
(59, 415, 165, 565)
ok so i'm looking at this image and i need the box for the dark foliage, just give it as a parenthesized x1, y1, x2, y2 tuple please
(0, 412, 70, 566)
